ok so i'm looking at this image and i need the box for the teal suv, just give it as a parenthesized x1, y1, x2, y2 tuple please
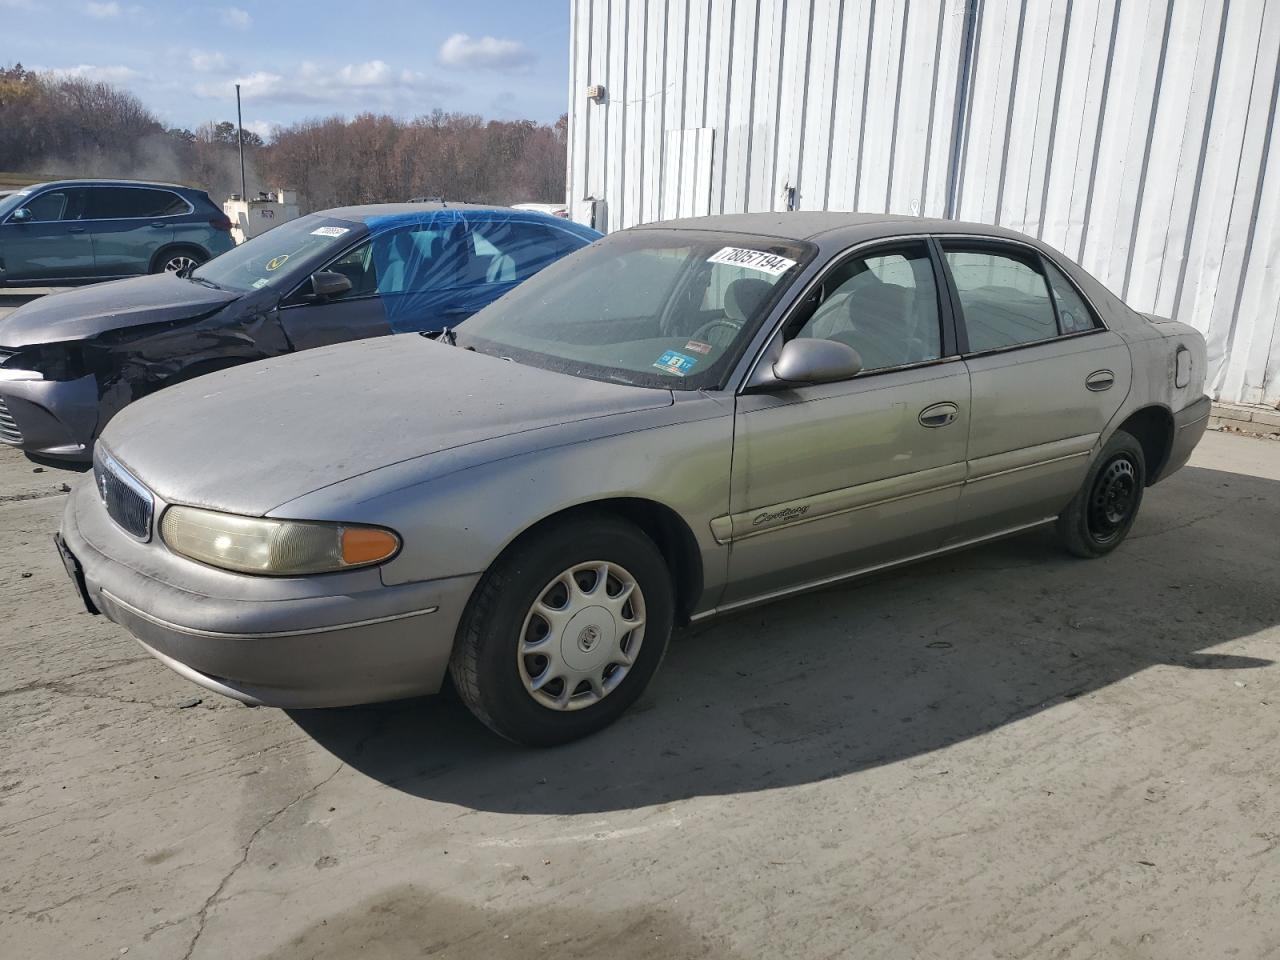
(0, 179, 235, 286)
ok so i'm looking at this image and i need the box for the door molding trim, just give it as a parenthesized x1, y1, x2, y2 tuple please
(712, 462, 967, 544)
(965, 433, 1096, 483)
(694, 515, 1057, 621)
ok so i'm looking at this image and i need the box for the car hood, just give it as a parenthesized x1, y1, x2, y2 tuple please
(0, 273, 239, 348)
(102, 334, 674, 515)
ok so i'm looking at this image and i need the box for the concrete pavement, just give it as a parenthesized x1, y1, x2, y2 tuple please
(0, 431, 1277, 959)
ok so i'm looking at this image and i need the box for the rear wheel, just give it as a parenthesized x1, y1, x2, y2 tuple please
(152, 246, 206, 276)
(450, 515, 674, 746)
(1055, 429, 1146, 558)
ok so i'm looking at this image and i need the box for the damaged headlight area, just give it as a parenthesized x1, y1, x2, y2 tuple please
(4, 343, 87, 381)
(159, 506, 401, 576)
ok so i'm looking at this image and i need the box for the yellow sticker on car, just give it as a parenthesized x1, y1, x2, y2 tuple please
(265, 255, 289, 271)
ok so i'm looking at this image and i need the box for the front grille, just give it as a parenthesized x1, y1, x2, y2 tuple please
(0, 395, 22, 444)
(94, 448, 154, 541)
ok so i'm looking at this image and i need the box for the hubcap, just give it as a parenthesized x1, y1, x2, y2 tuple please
(164, 255, 198, 274)
(518, 561, 646, 711)
(1087, 455, 1138, 542)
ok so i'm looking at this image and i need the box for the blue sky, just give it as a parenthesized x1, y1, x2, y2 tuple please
(2, 0, 571, 136)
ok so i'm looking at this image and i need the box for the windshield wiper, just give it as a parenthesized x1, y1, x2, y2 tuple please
(420, 327, 458, 346)
(187, 275, 222, 290)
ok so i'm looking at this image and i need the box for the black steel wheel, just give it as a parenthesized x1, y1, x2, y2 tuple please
(1056, 429, 1147, 558)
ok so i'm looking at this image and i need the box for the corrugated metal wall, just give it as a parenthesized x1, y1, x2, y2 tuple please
(566, 0, 1280, 406)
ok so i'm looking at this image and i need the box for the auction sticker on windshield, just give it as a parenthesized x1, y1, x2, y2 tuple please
(707, 247, 797, 276)
(653, 350, 698, 376)
(265, 255, 289, 271)
(311, 226, 349, 238)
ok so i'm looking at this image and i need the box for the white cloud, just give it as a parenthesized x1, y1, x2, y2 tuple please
(85, 1, 120, 16)
(49, 63, 142, 83)
(189, 49, 229, 73)
(437, 33, 535, 72)
(199, 59, 454, 110)
(243, 119, 275, 140)
(220, 5, 250, 28)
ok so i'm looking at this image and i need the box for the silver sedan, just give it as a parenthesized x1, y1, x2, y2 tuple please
(57, 213, 1211, 745)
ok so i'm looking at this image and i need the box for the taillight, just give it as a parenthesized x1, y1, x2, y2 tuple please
(209, 214, 233, 232)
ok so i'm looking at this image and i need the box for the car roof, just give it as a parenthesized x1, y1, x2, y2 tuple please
(323, 202, 561, 225)
(21, 178, 202, 192)
(637, 211, 1037, 247)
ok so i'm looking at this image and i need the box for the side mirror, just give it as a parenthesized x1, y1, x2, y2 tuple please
(10, 207, 31, 223)
(772, 338, 863, 386)
(309, 270, 352, 300)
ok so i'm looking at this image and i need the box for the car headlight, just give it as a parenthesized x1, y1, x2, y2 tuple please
(159, 505, 400, 575)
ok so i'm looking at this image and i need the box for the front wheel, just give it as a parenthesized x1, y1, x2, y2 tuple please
(1055, 429, 1146, 558)
(450, 515, 674, 746)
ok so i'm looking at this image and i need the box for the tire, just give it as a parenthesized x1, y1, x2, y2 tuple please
(1055, 428, 1146, 558)
(449, 514, 674, 746)
(151, 246, 207, 276)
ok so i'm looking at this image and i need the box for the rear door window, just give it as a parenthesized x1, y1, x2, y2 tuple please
(1043, 259, 1102, 334)
(88, 187, 189, 220)
(942, 246, 1057, 352)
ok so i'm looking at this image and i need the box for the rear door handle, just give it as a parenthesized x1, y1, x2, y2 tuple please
(67, 225, 87, 233)
(1086, 369, 1115, 391)
(919, 402, 959, 428)
(151, 222, 169, 229)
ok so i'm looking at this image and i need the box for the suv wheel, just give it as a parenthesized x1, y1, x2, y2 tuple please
(153, 247, 206, 276)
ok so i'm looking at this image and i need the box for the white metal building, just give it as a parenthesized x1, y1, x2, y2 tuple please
(565, 0, 1280, 407)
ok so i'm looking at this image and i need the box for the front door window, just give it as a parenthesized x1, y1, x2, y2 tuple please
(792, 241, 944, 372)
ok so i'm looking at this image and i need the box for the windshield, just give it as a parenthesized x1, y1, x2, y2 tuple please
(456, 229, 813, 389)
(191, 214, 366, 292)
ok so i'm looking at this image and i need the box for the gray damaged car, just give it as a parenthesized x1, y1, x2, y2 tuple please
(57, 213, 1211, 745)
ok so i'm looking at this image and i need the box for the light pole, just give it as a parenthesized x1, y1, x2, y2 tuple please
(235, 82, 247, 202)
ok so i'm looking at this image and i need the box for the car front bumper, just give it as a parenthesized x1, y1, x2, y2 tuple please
(0, 370, 97, 460)
(58, 479, 479, 708)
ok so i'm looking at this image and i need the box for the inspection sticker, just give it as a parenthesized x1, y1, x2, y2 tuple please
(653, 350, 698, 376)
(683, 340, 713, 355)
(707, 246, 797, 276)
(252, 278, 270, 289)
(311, 226, 350, 238)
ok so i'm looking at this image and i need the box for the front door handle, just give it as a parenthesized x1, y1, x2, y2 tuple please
(1086, 369, 1115, 391)
(919, 402, 959, 428)
(151, 222, 169, 229)
(67, 225, 87, 233)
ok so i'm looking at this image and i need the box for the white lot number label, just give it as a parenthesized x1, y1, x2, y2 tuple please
(707, 246, 797, 276)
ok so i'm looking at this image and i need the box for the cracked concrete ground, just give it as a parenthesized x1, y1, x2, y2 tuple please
(1, 431, 1277, 959)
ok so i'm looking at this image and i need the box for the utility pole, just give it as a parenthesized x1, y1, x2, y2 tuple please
(235, 83, 247, 202)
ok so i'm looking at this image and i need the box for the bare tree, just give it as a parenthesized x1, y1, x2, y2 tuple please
(1, 64, 567, 212)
